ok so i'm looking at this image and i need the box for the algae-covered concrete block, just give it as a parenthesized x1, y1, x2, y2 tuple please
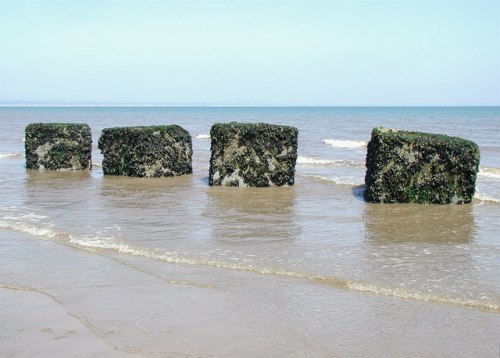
(209, 122, 298, 187)
(364, 127, 480, 204)
(98, 125, 192, 178)
(25, 123, 92, 170)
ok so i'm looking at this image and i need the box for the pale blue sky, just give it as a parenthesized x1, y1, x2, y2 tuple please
(0, 0, 499, 105)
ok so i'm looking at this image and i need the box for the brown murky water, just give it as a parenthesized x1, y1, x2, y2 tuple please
(1, 107, 499, 357)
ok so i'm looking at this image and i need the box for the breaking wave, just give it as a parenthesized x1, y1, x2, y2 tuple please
(479, 167, 500, 180)
(0, 152, 22, 159)
(1, 206, 498, 312)
(324, 139, 367, 149)
(196, 133, 210, 139)
(297, 156, 364, 168)
(304, 174, 364, 187)
(474, 192, 500, 204)
(0, 208, 58, 238)
(346, 282, 499, 312)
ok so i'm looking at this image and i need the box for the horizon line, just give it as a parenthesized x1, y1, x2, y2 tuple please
(0, 102, 499, 108)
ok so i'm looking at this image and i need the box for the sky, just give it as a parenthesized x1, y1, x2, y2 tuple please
(0, 0, 499, 106)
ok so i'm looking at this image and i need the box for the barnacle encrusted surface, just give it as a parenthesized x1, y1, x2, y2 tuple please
(364, 127, 480, 204)
(98, 125, 192, 178)
(209, 122, 298, 187)
(25, 123, 92, 170)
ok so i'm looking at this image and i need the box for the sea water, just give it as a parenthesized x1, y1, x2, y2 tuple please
(0, 106, 499, 357)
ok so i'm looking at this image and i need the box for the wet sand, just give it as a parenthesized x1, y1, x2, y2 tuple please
(0, 286, 132, 357)
(1, 230, 499, 357)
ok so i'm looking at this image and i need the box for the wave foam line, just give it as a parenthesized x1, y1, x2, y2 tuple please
(304, 174, 365, 187)
(0, 212, 332, 285)
(347, 282, 499, 312)
(196, 134, 210, 139)
(479, 167, 500, 180)
(0, 214, 59, 238)
(324, 139, 367, 149)
(297, 156, 364, 168)
(67, 235, 350, 284)
(2, 209, 498, 312)
(474, 192, 500, 204)
(74, 236, 499, 312)
(0, 152, 22, 159)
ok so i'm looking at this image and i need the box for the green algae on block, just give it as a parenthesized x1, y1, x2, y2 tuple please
(25, 123, 92, 170)
(364, 127, 480, 204)
(98, 125, 192, 178)
(209, 122, 298, 187)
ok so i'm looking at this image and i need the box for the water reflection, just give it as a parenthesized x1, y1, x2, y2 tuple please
(25, 169, 92, 187)
(358, 203, 497, 310)
(205, 187, 301, 244)
(364, 203, 475, 244)
(99, 174, 194, 206)
(24, 170, 93, 208)
(97, 174, 206, 241)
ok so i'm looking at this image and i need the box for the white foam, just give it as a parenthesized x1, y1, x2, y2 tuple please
(2, 210, 497, 312)
(474, 192, 500, 204)
(347, 282, 499, 312)
(77, 236, 497, 312)
(324, 139, 367, 149)
(196, 133, 210, 139)
(305, 174, 364, 186)
(0, 152, 22, 159)
(68, 235, 129, 252)
(66, 234, 316, 278)
(0, 217, 58, 238)
(297, 156, 364, 168)
(478, 167, 500, 180)
(0, 207, 60, 238)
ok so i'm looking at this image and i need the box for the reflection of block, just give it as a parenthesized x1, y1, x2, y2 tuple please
(364, 128, 480, 204)
(209, 122, 298, 187)
(25, 123, 92, 170)
(364, 204, 473, 243)
(98, 125, 192, 178)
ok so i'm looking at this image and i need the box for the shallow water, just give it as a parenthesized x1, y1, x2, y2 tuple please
(0, 106, 499, 356)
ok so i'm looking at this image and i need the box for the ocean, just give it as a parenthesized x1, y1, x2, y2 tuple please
(0, 106, 499, 357)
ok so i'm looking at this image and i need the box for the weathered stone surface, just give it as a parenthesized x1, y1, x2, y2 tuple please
(98, 125, 192, 178)
(209, 122, 298, 187)
(25, 123, 92, 170)
(364, 127, 480, 204)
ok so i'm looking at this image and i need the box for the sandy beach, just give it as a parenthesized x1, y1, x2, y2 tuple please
(1, 286, 136, 357)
